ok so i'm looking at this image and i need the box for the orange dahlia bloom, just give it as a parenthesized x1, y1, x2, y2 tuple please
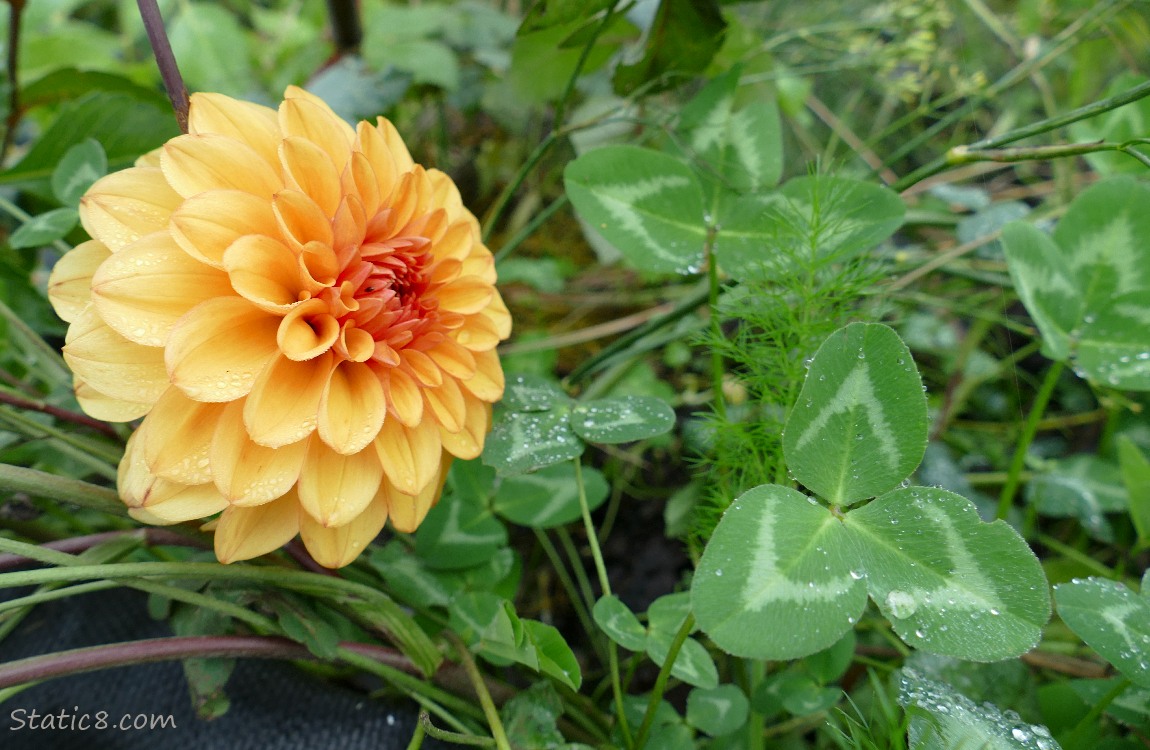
(47, 87, 510, 567)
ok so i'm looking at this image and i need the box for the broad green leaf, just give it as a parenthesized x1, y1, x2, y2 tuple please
(613, 0, 726, 95)
(592, 595, 647, 652)
(564, 145, 707, 274)
(269, 595, 342, 660)
(646, 630, 719, 689)
(1068, 73, 1150, 176)
(844, 487, 1050, 661)
(20, 69, 170, 112)
(803, 630, 857, 684)
(686, 684, 750, 737)
(51, 139, 107, 206)
(484, 408, 584, 475)
(570, 395, 675, 444)
(493, 463, 608, 528)
(692, 484, 867, 660)
(647, 591, 694, 636)
(168, 2, 256, 96)
(1002, 177, 1150, 390)
(783, 323, 929, 505)
(502, 373, 571, 412)
(899, 669, 1062, 750)
(713, 176, 905, 273)
(1054, 577, 1150, 688)
(414, 495, 507, 570)
(367, 542, 454, 609)
(519, 0, 613, 32)
(523, 620, 582, 690)
(339, 596, 442, 676)
(501, 683, 591, 750)
(508, 17, 627, 103)
(1117, 436, 1150, 544)
(9, 208, 78, 248)
(1025, 455, 1127, 541)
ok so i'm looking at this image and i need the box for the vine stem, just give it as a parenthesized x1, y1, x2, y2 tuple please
(137, 0, 189, 133)
(445, 632, 512, 750)
(632, 612, 695, 749)
(705, 224, 725, 420)
(0, 464, 124, 516)
(996, 360, 1064, 520)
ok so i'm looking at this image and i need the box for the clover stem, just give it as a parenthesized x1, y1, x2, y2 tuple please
(445, 632, 512, 750)
(996, 360, 1063, 521)
(632, 612, 695, 749)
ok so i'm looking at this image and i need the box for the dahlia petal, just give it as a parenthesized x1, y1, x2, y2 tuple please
(75, 378, 151, 421)
(438, 397, 491, 460)
(91, 231, 233, 347)
(356, 121, 399, 204)
(79, 167, 181, 252)
(381, 168, 429, 236)
(211, 401, 309, 506)
(299, 493, 387, 568)
(436, 275, 495, 315)
(130, 483, 229, 525)
(135, 149, 163, 168)
(278, 298, 339, 361)
(214, 492, 300, 564)
(459, 348, 504, 402)
(223, 235, 303, 312)
(141, 387, 224, 485)
(188, 92, 281, 171)
(343, 150, 381, 219)
(166, 297, 281, 402)
(318, 361, 385, 455)
(118, 428, 152, 505)
(279, 94, 354, 174)
(433, 220, 478, 263)
(453, 312, 502, 351)
(48, 241, 112, 323)
(244, 351, 333, 447)
(297, 438, 383, 527)
(336, 325, 374, 363)
(427, 257, 462, 286)
(424, 375, 466, 434)
(384, 455, 450, 533)
(376, 117, 415, 174)
(273, 189, 334, 251)
(374, 416, 440, 495)
(401, 349, 443, 387)
(162, 133, 282, 199)
(280, 136, 342, 217)
(170, 189, 281, 268)
(63, 306, 168, 407)
(426, 339, 477, 381)
(332, 195, 366, 256)
(426, 168, 465, 221)
(376, 364, 423, 427)
(460, 249, 497, 284)
(484, 293, 513, 338)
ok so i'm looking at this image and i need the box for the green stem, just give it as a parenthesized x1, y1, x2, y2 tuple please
(632, 613, 695, 749)
(705, 224, 725, 420)
(551, 2, 620, 131)
(405, 717, 427, 750)
(0, 464, 124, 515)
(554, 526, 598, 610)
(494, 194, 567, 263)
(416, 712, 494, 748)
(481, 132, 555, 243)
(446, 633, 512, 750)
(1065, 678, 1130, 748)
(945, 139, 1150, 169)
(0, 297, 71, 385)
(1036, 533, 1117, 579)
(532, 528, 598, 649)
(997, 361, 1064, 520)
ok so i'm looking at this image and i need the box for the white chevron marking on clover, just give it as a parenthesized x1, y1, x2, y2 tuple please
(740, 505, 854, 611)
(794, 361, 899, 470)
(1101, 601, 1141, 651)
(1069, 217, 1144, 295)
(689, 94, 732, 154)
(592, 175, 694, 263)
(921, 502, 1004, 611)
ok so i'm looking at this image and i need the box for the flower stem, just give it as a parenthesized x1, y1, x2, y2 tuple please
(632, 612, 695, 749)
(136, 0, 189, 133)
(416, 712, 495, 748)
(323, 0, 362, 54)
(0, 388, 120, 439)
(996, 360, 1063, 520)
(446, 632, 512, 750)
(1, 0, 26, 163)
(0, 464, 124, 516)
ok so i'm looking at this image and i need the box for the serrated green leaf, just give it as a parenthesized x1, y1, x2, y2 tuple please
(10, 208, 78, 248)
(1055, 577, 1150, 688)
(570, 395, 675, 444)
(1002, 177, 1150, 390)
(493, 462, 608, 528)
(844, 487, 1051, 661)
(1118, 436, 1150, 545)
(592, 595, 648, 652)
(51, 139, 107, 206)
(565, 145, 707, 274)
(1026, 455, 1127, 542)
(415, 495, 507, 570)
(899, 669, 1062, 750)
(647, 630, 718, 689)
(501, 373, 572, 412)
(686, 684, 750, 737)
(484, 407, 585, 475)
(783, 323, 929, 505)
(692, 484, 867, 660)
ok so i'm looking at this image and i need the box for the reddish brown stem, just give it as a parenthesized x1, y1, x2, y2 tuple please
(1, 0, 26, 162)
(0, 390, 120, 439)
(137, 0, 189, 133)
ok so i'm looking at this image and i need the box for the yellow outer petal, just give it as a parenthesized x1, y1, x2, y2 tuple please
(438, 397, 491, 461)
(435, 275, 495, 316)
(118, 428, 152, 506)
(170, 189, 282, 268)
(79, 167, 181, 252)
(375, 364, 423, 427)
(273, 189, 334, 251)
(223, 234, 305, 312)
(423, 375, 466, 434)
(244, 351, 333, 447)
(277, 298, 339, 361)
(141, 387, 224, 485)
(188, 92, 282, 171)
(373, 416, 441, 496)
(459, 348, 504, 403)
(63, 305, 168, 408)
(75, 377, 151, 422)
(211, 400, 308, 505)
(213, 491, 301, 564)
(426, 168, 466, 222)
(318, 361, 385, 455)
(91, 231, 234, 347)
(299, 493, 387, 568)
(385, 454, 451, 533)
(129, 483, 228, 525)
(279, 91, 354, 174)
(297, 438, 383, 527)
(48, 240, 111, 323)
(161, 133, 282, 199)
(166, 297, 281, 402)
(279, 136, 342, 218)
